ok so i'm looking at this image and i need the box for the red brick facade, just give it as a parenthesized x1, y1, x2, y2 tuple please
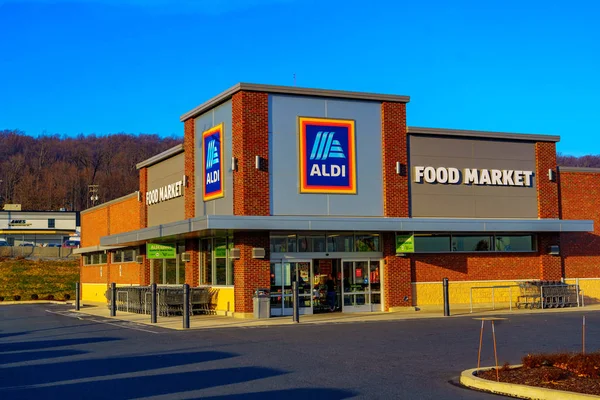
(232, 91, 270, 216)
(382, 232, 411, 310)
(184, 118, 196, 219)
(536, 142, 559, 219)
(139, 167, 148, 229)
(233, 231, 270, 314)
(381, 102, 409, 217)
(185, 239, 200, 285)
(560, 171, 600, 278)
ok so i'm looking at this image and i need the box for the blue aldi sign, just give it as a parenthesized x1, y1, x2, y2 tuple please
(299, 117, 356, 194)
(202, 124, 224, 201)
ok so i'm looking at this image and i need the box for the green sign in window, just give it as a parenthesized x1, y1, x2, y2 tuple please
(395, 234, 415, 253)
(147, 243, 176, 259)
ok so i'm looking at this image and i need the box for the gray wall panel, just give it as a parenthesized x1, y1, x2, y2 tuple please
(410, 135, 537, 218)
(147, 153, 185, 226)
(269, 95, 383, 216)
(194, 100, 233, 217)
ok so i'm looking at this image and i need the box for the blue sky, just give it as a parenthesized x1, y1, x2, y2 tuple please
(0, 0, 598, 156)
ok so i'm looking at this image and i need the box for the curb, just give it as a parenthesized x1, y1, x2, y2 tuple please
(460, 365, 600, 399)
(0, 300, 71, 306)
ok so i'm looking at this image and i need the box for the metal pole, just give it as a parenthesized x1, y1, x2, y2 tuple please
(183, 284, 190, 329)
(75, 282, 80, 311)
(292, 281, 299, 323)
(443, 278, 450, 316)
(492, 320, 500, 382)
(151, 283, 157, 324)
(477, 320, 484, 369)
(110, 282, 116, 317)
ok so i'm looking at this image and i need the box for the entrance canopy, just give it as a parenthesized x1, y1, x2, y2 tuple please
(99, 215, 593, 247)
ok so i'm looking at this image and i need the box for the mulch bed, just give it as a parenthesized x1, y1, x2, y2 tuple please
(478, 366, 600, 396)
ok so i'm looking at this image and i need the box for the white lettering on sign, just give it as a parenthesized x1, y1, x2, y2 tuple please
(414, 166, 534, 187)
(146, 180, 184, 206)
(309, 164, 346, 177)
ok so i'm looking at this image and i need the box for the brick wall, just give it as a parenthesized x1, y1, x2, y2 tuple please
(109, 195, 141, 235)
(560, 171, 600, 278)
(80, 265, 105, 283)
(108, 262, 142, 285)
(81, 207, 109, 247)
(382, 232, 411, 310)
(233, 231, 270, 314)
(232, 91, 270, 216)
(412, 252, 541, 282)
(139, 167, 148, 228)
(184, 118, 196, 219)
(185, 238, 200, 285)
(381, 102, 409, 217)
(536, 142, 559, 219)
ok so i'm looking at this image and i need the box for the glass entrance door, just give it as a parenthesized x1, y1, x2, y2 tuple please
(341, 259, 382, 312)
(270, 260, 313, 316)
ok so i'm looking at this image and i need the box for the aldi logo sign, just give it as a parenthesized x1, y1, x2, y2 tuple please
(202, 124, 224, 201)
(299, 117, 356, 194)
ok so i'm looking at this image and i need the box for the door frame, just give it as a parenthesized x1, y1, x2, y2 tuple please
(270, 259, 313, 317)
(341, 258, 383, 313)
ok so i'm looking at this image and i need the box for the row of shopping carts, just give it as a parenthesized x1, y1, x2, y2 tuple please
(516, 281, 580, 309)
(105, 286, 215, 316)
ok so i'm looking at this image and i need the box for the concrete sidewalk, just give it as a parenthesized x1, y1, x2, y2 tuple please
(68, 302, 600, 331)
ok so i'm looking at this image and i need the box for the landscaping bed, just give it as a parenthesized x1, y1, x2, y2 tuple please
(477, 352, 600, 396)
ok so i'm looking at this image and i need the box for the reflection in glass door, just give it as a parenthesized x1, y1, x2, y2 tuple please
(341, 259, 382, 312)
(270, 260, 313, 316)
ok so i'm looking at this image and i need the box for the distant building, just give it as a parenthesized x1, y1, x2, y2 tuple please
(0, 210, 80, 246)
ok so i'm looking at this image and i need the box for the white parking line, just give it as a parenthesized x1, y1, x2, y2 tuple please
(45, 310, 161, 334)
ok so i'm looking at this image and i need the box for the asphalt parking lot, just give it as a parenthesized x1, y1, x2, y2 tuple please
(1, 304, 598, 399)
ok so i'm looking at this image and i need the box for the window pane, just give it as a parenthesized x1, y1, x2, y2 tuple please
(84, 255, 90, 265)
(216, 258, 227, 285)
(287, 235, 297, 252)
(200, 239, 212, 285)
(415, 235, 451, 252)
(298, 235, 326, 252)
(48, 219, 55, 228)
(270, 236, 287, 253)
(123, 249, 135, 262)
(165, 259, 177, 284)
(452, 236, 492, 252)
(227, 258, 234, 286)
(355, 234, 380, 252)
(214, 238, 227, 258)
(327, 234, 354, 252)
(496, 235, 534, 252)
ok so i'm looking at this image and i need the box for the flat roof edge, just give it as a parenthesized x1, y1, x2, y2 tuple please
(180, 83, 410, 122)
(136, 144, 184, 170)
(559, 166, 600, 173)
(408, 127, 560, 143)
(81, 192, 139, 215)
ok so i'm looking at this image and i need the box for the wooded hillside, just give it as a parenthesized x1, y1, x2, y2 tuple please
(0, 129, 597, 212)
(0, 129, 181, 211)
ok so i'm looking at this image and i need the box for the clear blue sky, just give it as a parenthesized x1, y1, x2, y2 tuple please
(1, 0, 599, 156)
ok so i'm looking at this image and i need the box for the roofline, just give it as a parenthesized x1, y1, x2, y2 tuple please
(180, 83, 411, 122)
(81, 192, 139, 215)
(559, 166, 600, 173)
(407, 127, 560, 143)
(136, 144, 184, 170)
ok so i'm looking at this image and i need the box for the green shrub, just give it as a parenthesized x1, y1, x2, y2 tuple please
(31, 294, 38, 300)
(13, 295, 21, 301)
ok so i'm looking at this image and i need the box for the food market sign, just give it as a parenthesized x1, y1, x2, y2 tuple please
(146, 243, 176, 259)
(414, 166, 534, 187)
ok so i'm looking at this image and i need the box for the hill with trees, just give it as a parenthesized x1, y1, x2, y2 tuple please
(0, 129, 181, 211)
(0, 129, 598, 212)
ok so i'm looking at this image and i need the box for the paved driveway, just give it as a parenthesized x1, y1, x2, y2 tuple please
(0, 304, 598, 399)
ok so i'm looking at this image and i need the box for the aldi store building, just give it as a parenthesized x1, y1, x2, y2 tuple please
(78, 83, 600, 317)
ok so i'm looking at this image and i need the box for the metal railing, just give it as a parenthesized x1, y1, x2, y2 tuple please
(105, 286, 214, 317)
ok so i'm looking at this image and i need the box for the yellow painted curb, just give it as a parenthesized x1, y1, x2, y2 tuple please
(460, 366, 600, 399)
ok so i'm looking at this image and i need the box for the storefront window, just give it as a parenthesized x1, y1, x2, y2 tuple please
(452, 235, 492, 252)
(327, 234, 354, 252)
(495, 235, 535, 252)
(113, 248, 137, 263)
(270, 236, 288, 253)
(84, 252, 107, 265)
(298, 234, 326, 252)
(199, 236, 234, 286)
(414, 235, 451, 252)
(355, 234, 380, 252)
